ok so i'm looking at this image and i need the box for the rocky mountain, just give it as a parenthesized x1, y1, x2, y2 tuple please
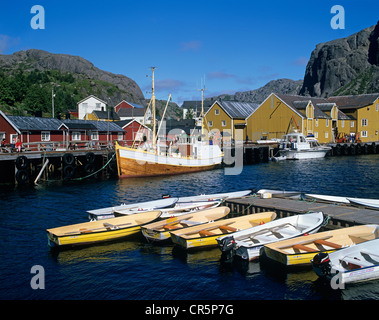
(0, 49, 146, 107)
(208, 79, 303, 104)
(300, 21, 379, 97)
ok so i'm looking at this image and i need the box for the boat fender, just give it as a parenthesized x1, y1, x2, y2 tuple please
(15, 169, 29, 184)
(162, 195, 171, 198)
(312, 252, 331, 276)
(85, 152, 95, 164)
(63, 165, 75, 179)
(15, 155, 29, 170)
(63, 153, 75, 165)
(84, 163, 95, 174)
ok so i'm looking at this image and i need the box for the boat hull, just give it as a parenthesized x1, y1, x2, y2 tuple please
(116, 143, 222, 178)
(280, 149, 329, 160)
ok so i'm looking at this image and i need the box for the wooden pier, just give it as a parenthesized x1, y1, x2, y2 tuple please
(224, 196, 379, 229)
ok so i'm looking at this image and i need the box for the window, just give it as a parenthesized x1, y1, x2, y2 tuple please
(361, 119, 368, 126)
(91, 132, 99, 140)
(208, 121, 213, 127)
(0, 132, 5, 141)
(326, 119, 329, 127)
(361, 131, 368, 137)
(118, 133, 123, 141)
(72, 132, 81, 141)
(351, 121, 354, 128)
(221, 120, 226, 127)
(341, 120, 344, 128)
(10, 134, 18, 143)
(215, 109, 220, 115)
(41, 131, 50, 141)
(376, 103, 378, 111)
(314, 132, 318, 138)
(315, 119, 318, 127)
(325, 132, 328, 139)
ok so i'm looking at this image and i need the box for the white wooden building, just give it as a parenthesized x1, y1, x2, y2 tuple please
(77, 95, 107, 120)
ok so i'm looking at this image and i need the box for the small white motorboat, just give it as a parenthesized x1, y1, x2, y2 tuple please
(278, 131, 331, 160)
(87, 197, 179, 220)
(159, 200, 222, 218)
(347, 198, 379, 210)
(176, 190, 252, 203)
(217, 212, 325, 261)
(305, 194, 350, 204)
(312, 237, 379, 285)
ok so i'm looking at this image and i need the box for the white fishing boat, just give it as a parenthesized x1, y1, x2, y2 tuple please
(278, 131, 331, 160)
(177, 190, 252, 203)
(306, 194, 379, 209)
(347, 198, 379, 210)
(159, 200, 221, 218)
(312, 237, 379, 285)
(217, 212, 325, 261)
(115, 67, 222, 178)
(256, 189, 302, 198)
(305, 194, 350, 204)
(87, 197, 179, 220)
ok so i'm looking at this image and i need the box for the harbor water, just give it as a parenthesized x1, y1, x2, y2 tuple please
(1, 154, 379, 300)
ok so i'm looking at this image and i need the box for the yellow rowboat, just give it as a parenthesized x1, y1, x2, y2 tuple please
(141, 206, 230, 242)
(170, 211, 277, 250)
(47, 210, 162, 248)
(264, 224, 379, 267)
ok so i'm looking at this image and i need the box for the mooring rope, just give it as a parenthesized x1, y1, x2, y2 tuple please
(73, 152, 116, 181)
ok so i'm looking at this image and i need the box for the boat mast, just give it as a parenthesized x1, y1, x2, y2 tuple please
(150, 67, 157, 150)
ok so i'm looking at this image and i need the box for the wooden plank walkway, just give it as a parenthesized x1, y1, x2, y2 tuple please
(224, 196, 379, 229)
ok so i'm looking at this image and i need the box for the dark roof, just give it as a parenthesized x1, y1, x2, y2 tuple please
(117, 107, 146, 117)
(61, 122, 97, 130)
(7, 116, 62, 131)
(214, 101, 259, 119)
(93, 110, 120, 121)
(327, 93, 379, 109)
(182, 100, 214, 117)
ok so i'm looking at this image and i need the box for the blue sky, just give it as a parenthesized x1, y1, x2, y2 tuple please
(0, 0, 378, 105)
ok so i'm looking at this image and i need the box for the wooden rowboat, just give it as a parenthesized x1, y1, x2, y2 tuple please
(170, 211, 277, 250)
(217, 212, 324, 261)
(177, 190, 252, 203)
(312, 237, 379, 285)
(47, 210, 162, 248)
(87, 198, 178, 220)
(159, 200, 221, 218)
(264, 224, 379, 267)
(141, 206, 230, 242)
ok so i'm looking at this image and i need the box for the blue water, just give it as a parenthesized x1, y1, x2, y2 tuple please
(1, 155, 379, 300)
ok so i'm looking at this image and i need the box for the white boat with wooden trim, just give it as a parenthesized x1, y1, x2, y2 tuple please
(115, 67, 222, 178)
(87, 197, 178, 220)
(217, 212, 324, 261)
(347, 198, 379, 210)
(312, 237, 379, 285)
(278, 131, 331, 159)
(264, 224, 379, 267)
(141, 206, 230, 242)
(177, 190, 252, 203)
(160, 200, 221, 218)
(47, 210, 162, 248)
(170, 211, 277, 250)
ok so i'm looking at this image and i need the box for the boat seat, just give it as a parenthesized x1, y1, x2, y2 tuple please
(103, 222, 119, 230)
(293, 244, 318, 253)
(163, 224, 180, 230)
(313, 239, 342, 249)
(180, 220, 201, 227)
(340, 256, 372, 268)
(199, 230, 215, 236)
(219, 225, 237, 233)
(79, 228, 93, 234)
(360, 250, 379, 263)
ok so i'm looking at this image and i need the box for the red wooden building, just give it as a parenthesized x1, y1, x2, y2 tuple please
(115, 119, 151, 146)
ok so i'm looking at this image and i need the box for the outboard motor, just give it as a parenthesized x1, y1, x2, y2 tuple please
(312, 252, 331, 277)
(218, 236, 236, 261)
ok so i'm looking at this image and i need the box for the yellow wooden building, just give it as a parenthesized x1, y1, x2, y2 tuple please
(204, 100, 258, 143)
(84, 109, 120, 122)
(328, 93, 379, 142)
(246, 93, 351, 144)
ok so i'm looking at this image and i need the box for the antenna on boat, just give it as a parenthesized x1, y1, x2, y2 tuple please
(197, 77, 207, 137)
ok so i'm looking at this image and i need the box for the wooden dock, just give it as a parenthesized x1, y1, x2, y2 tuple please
(224, 196, 379, 229)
